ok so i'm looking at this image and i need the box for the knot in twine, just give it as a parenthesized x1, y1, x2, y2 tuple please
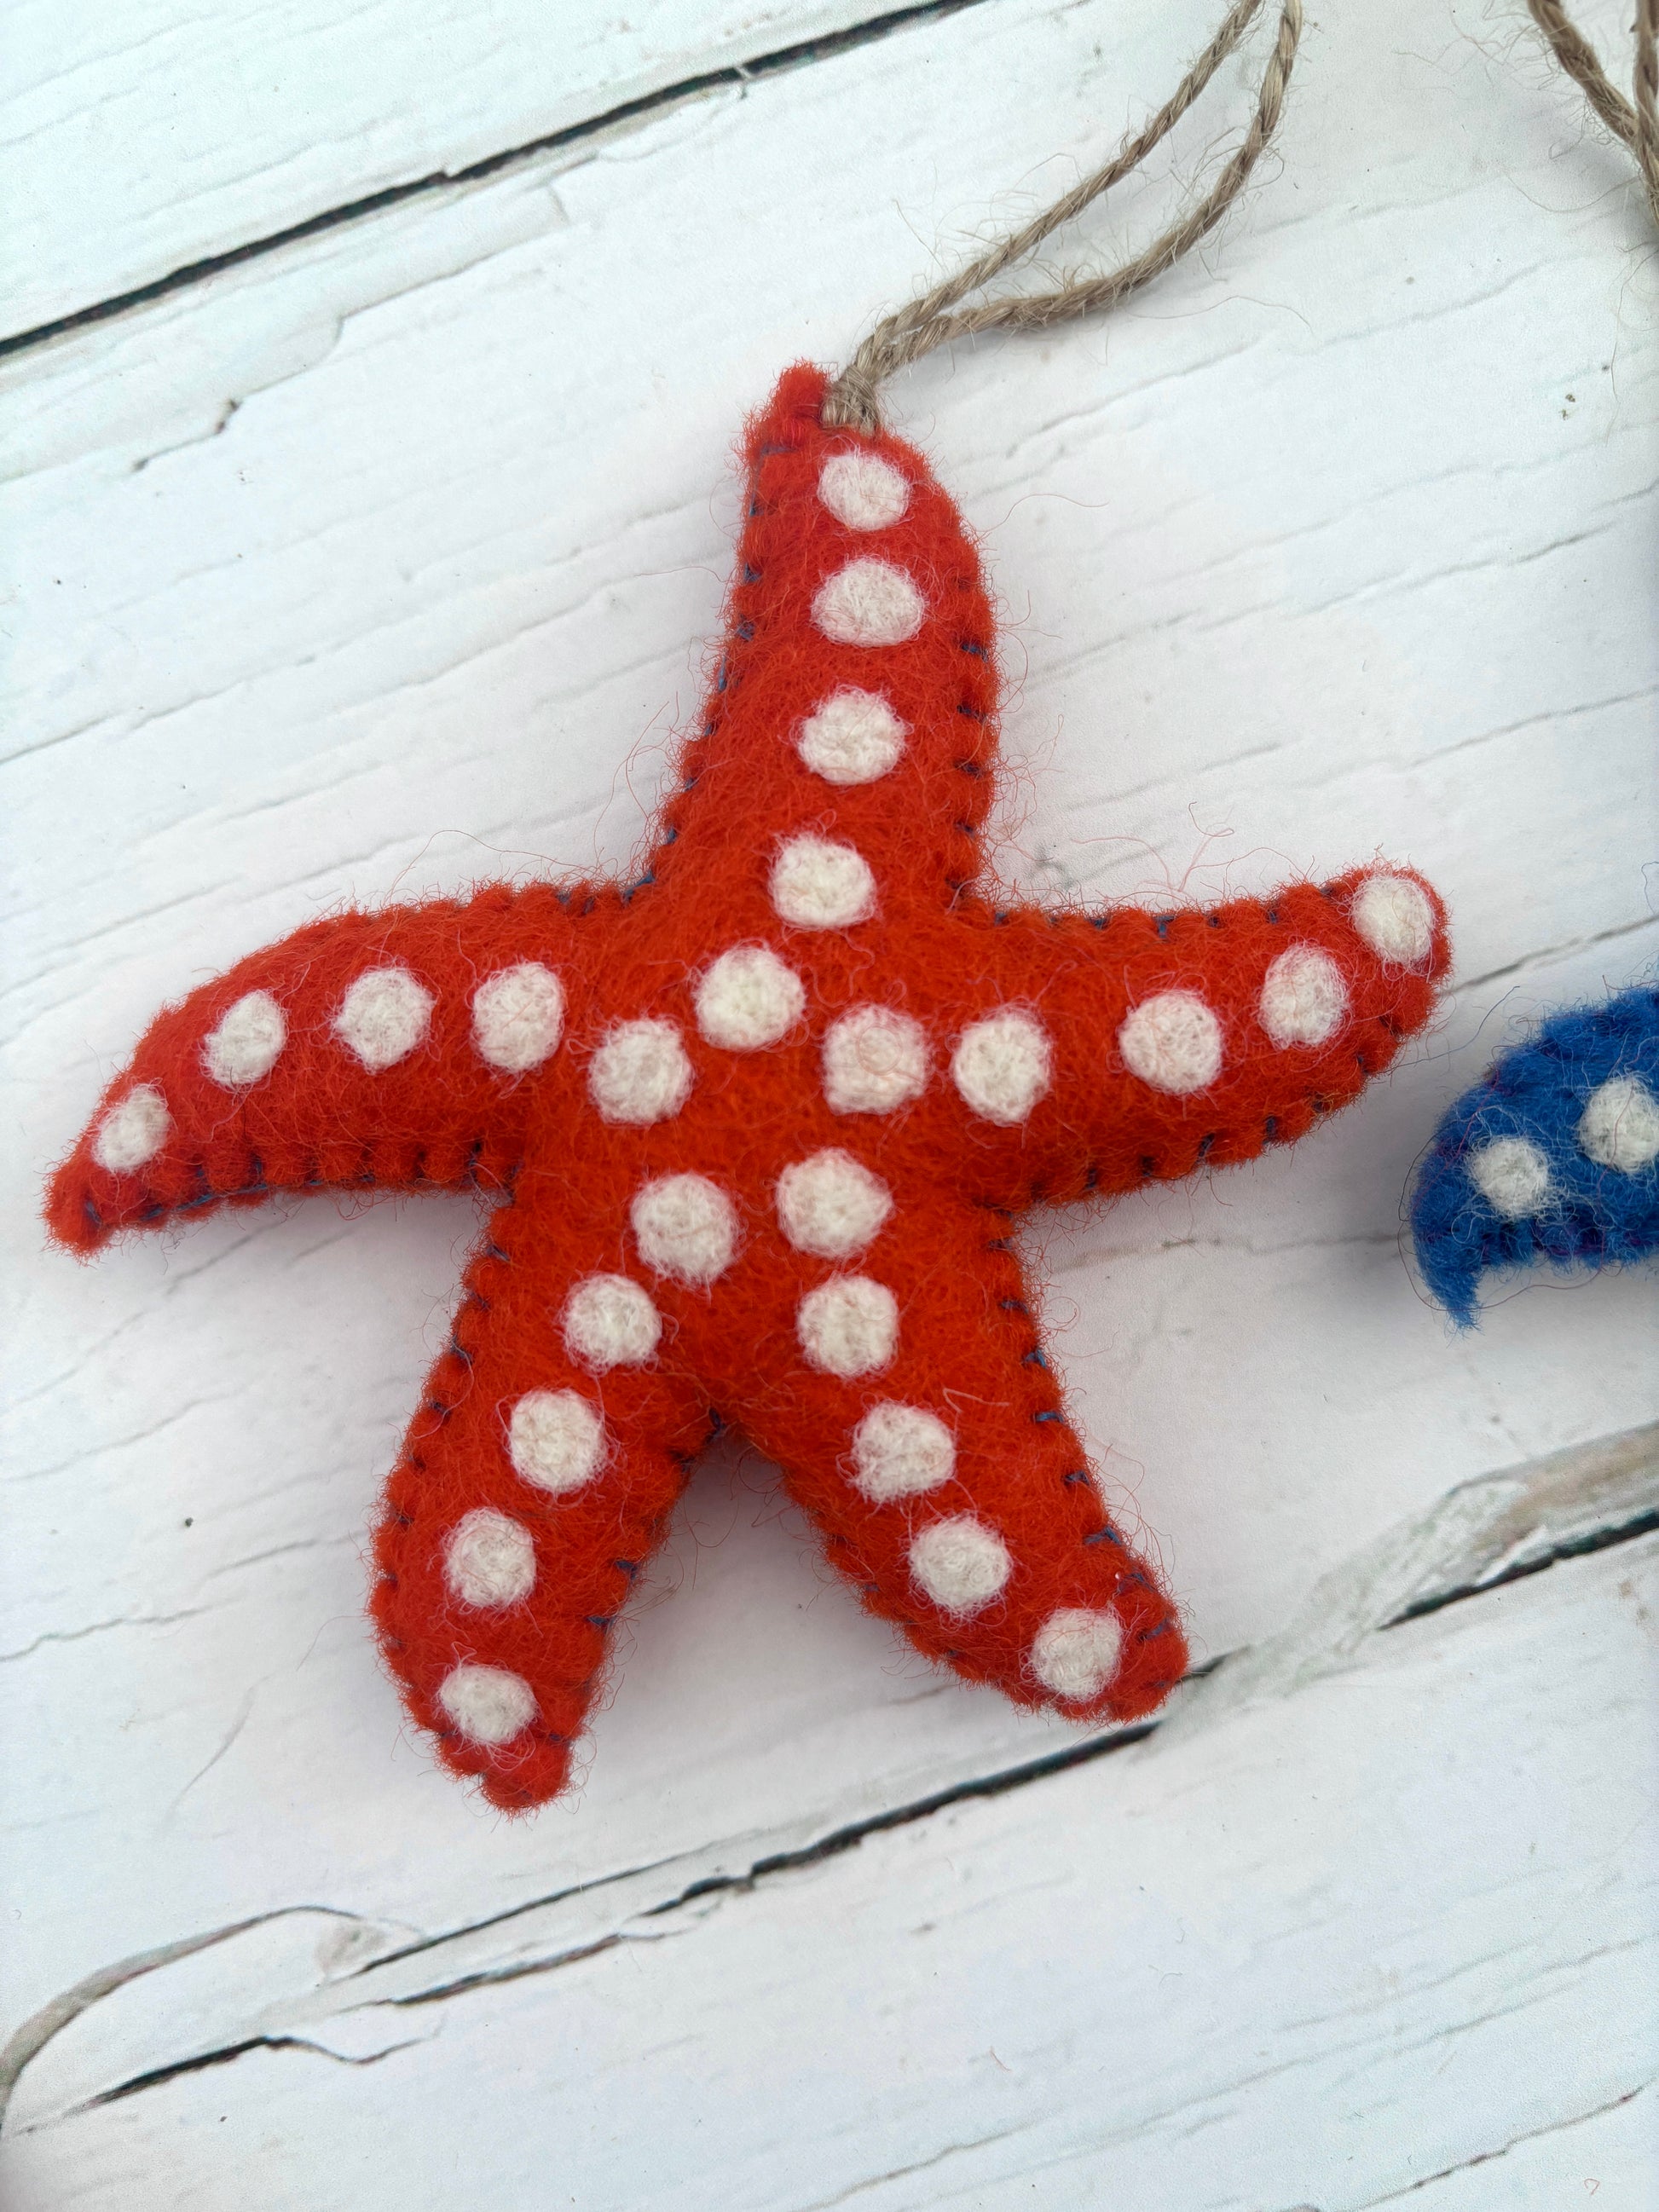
(822, 0, 1304, 436)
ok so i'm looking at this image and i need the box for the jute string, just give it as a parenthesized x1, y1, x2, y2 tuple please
(823, 0, 1304, 435)
(1526, 0, 1659, 228)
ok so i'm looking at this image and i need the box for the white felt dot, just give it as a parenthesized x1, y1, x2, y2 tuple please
(508, 1389, 605, 1495)
(771, 835, 877, 930)
(443, 1508, 536, 1610)
(797, 1276, 899, 1377)
(564, 1274, 662, 1369)
(1469, 1135, 1553, 1219)
(91, 1083, 171, 1173)
(203, 990, 286, 1087)
(472, 962, 564, 1072)
(777, 1150, 893, 1260)
(695, 944, 806, 1050)
(437, 1662, 537, 1747)
(952, 1009, 1052, 1125)
(588, 1018, 694, 1124)
(1031, 1607, 1124, 1701)
(1258, 944, 1350, 1049)
(1578, 1073, 1659, 1175)
(333, 967, 434, 1071)
(909, 1516, 1011, 1615)
(631, 1174, 739, 1285)
(1119, 991, 1224, 1094)
(812, 558, 926, 648)
(796, 689, 907, 786)
(818, 450, 911, 530)
(851, 1402, 955, 1500)
(1351, 873, 1435, 967)
(823, 1006, 929, 1115)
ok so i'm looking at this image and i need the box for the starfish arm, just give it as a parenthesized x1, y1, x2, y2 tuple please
(45, 885, 592, 1253)
(939, 862, 1450, 1204)
(1412, 980, 1659, 1323)
(638, 364, 998, 936)
(371, 1180, 708, 1811)
(731, 1199, 1188, 1726)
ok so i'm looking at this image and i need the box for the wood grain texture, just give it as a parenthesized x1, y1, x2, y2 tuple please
(2, 0, 1655, 2197)
(1, 0, 910, 339)
(5, 1523, 1655, 2205)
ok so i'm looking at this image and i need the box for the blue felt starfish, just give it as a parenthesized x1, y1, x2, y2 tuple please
(1412, 980, 1659, 1324)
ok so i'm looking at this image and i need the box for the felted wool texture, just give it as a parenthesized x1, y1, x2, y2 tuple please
(776, 1147, 893, 1259)
(630, 1173, 740, 1285)
(50, 887, 598, 1252)
(725, 1196, 1185, 1718)
(1411, 980, 1659, 1325)
(371, 1185, 711, 1810)
(49, 363, 1451, 1811)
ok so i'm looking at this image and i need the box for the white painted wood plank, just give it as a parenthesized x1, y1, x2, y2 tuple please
(4, 1528, 1654, 2207)
(2, 0, 1655, 2127)
(5, 1421, 1650, 2130)
(1, 0, 897, 338)
(1388, 2088, 1659, 2211)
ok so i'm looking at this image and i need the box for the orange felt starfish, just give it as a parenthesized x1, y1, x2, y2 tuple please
(47, 367, 1448, 1810)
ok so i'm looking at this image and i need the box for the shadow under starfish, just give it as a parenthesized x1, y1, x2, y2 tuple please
(47, 365, 1449, 1811)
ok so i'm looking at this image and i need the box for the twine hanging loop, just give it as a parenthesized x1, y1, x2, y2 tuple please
(823, 0, 1304, 435)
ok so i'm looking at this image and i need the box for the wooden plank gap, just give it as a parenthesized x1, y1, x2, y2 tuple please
(0, 0, 990, 363)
